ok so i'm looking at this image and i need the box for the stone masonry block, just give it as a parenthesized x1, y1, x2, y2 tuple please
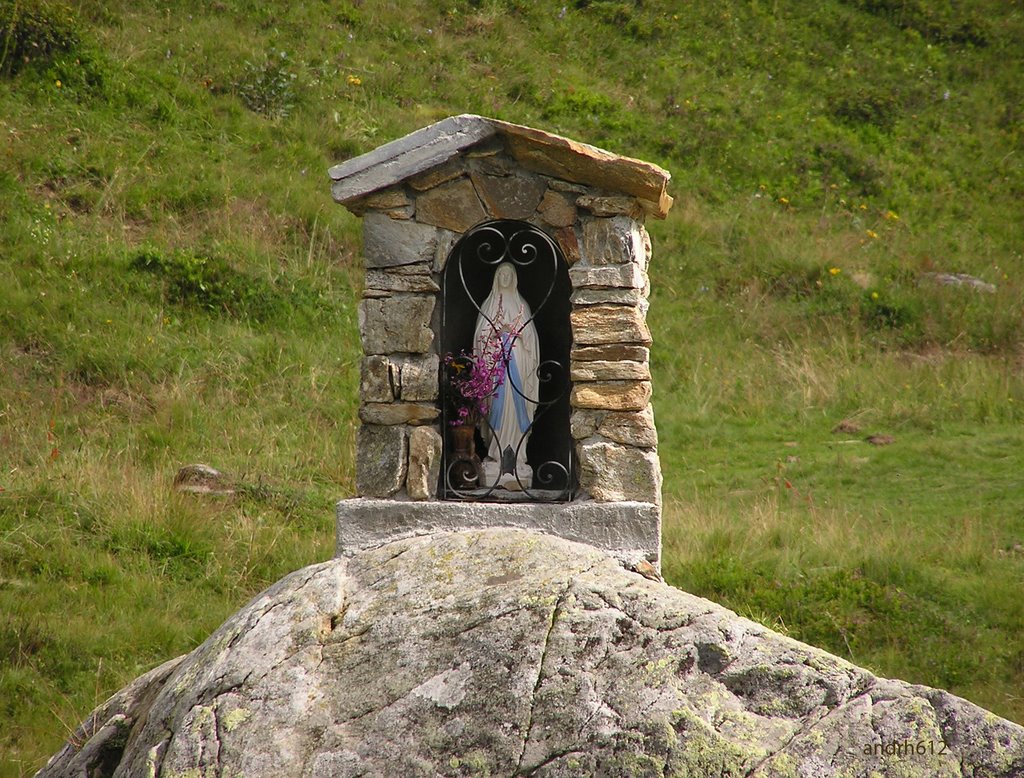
(571, 344, 650, 363)
(470, 170, 547, 220)
(415, 177, 488, 233)
(571, 305, 651, 345)
(580, 216, 645, 266)
(363, 212, 440, 268)
(573, 403, 659, 446)
(356, 424, 407, 497)
(360, 355, 395, 403)
(570, 406, 658, 448)
(578, 440, 662, 505)
(568, 264, 646, 290)
(598, 406, 658, 448)
(571, 381, 652, 412)
(359, 295, 435, 354)
(571, 360, 651, 382)
(407, 425, 442, 500)
(536, 189, 578, 228)
(359, 403, 439, 426)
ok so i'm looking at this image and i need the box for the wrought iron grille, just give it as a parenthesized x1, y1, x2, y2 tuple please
(440, 219, 575, 502)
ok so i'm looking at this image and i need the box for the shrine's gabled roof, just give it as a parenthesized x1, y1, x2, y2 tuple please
(328, 114, 673, 219)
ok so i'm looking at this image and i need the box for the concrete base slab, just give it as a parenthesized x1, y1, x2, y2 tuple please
(335, 498, 661, 568)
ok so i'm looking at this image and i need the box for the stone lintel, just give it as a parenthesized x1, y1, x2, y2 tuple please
(335, 498, 661, 567)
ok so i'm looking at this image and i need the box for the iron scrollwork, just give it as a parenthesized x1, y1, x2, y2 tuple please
(440, 220, 575, 502)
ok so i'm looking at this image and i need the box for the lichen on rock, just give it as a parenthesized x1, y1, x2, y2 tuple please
(37, 528, 1024, 778)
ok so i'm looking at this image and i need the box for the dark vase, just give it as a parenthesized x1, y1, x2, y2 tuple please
(448, 424, 484, 491)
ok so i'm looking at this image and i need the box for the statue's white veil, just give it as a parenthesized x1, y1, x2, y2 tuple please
(473, 263, 539, 475)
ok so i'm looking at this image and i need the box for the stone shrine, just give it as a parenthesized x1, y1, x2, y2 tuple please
(329, 114, 672, 568)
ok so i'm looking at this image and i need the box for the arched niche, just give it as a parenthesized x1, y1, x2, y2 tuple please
(439, 220, 574, 500)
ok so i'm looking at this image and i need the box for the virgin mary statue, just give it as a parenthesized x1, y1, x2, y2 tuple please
(474, 262, 539, 489)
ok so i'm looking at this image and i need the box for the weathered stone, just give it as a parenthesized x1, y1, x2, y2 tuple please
(571, 360, 650, 382)
(364, 269, 439, 294)
(360, 354, 438, 403)
(395, 353, 439, 401)
(553, 226, 580, 265)
(569, 409, 602, 440)
(465, 137, 506, 158)
(359, 403, 438, 426)
(571, 305, 651, 345)
(536, 189, 577, 228)
(172, 464, 234, 495)
(363, 212, 440, 268)
(570, 287, 645, 306)
(382, 205, 414, 220)
(580, 215, 645, 266)
(43, 528, 1024, 778)
(569, 407, 658, 447)
(640, 223, 652, 267)
(546, 178, 588, 194)
(380, 261, 434, 276)
(359, 295, 435, 354)
(572, 343, 650, 362)
(578, 440, 661, 503)
(360, 355, 395, 403)
(433, 228, 460, 273)
(571, 380, 652, 411)
(355, 424, 407, 496)
(469, 170, 546, 220)
(407, 426, 442, 500)
(469, 153, 514, 176)
(576, 194, 644, 218)
(568, 263, 646, 289)
(414, 177, 487, 233)
(407, 159, 465, 191)
(347, 186, 412, 215)
(598, 405, 658, 448)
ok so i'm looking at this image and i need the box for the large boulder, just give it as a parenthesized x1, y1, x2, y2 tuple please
(38, 528, 1024, 777)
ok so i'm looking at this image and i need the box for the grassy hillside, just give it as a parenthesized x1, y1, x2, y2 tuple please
(2, 0, 1022, 772)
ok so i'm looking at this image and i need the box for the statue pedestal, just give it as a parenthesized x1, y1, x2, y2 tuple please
(335, 497, 662, 569)
(481, 458, 533, 491)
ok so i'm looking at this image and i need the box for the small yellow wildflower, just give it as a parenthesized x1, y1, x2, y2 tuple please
(829, 267, 841, 276)
(871, 291, 879, 300)
(55, 80, 62, 88)
(779, 197, 789, 204)
(346, 74, 362, 86)
(884, 210, 899, 221)
(866, 229, 878, 239)
(858, 204, 868, 210)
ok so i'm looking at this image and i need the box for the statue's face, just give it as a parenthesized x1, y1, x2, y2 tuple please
(495, 263, 516, 290)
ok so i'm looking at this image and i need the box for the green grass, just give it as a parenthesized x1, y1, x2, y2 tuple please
(2, 0, 1023, 773)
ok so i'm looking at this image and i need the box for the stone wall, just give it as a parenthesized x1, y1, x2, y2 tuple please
(349, 138, 660, 507)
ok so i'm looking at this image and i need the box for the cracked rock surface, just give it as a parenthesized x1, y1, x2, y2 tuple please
(38, 528, 1024, 777)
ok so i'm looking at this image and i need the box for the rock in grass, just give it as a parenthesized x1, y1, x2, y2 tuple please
(37, 529, 1024, 778)
(172, 464, 234, 495)
(866, 434, 896, 446)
